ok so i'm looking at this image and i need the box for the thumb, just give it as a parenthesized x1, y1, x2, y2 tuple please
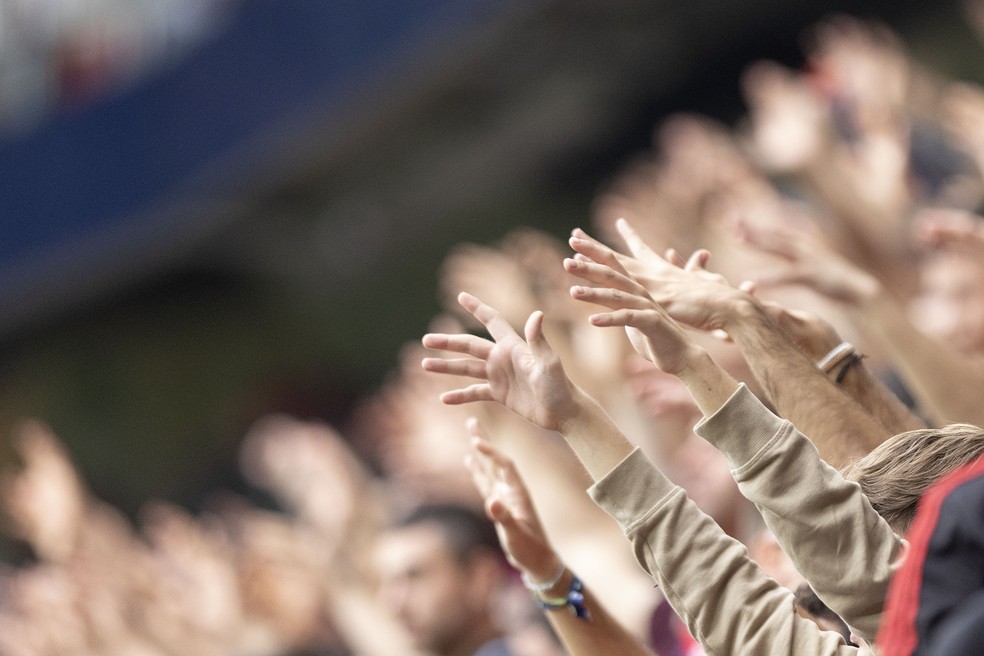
(524, 310, 552, 356)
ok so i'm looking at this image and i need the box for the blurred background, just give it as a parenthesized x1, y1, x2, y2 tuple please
(0, 0, 977, 557)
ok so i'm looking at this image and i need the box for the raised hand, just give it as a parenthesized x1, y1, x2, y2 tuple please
(421, 292, 582, 432)
(740, 59, 830, 173)
(463, 419, 559, 581)
(561, 250, 704, 377)
(731, 213, 880, 306)
(566, 218, 745, 333)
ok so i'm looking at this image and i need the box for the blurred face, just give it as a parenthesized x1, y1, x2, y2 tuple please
(374, 524, 478, 654)
(910, 255, 984, 355)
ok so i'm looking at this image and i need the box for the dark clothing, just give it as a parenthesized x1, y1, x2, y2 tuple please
(879, 455, 984, 655)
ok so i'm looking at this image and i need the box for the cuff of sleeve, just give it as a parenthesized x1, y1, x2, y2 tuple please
(693, 383, 786, 469)
(588, 448, 676, 530)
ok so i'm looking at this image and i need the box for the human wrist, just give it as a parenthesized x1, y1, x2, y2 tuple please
(675, 348, 740, 417)
(521, 555, 567, 597)
(722, 293, 764, 333)
(532, 570, 590, 620)
(520, 551, 565, 590)
(556, 391, 636, 481)
(555, 386, 601, 437)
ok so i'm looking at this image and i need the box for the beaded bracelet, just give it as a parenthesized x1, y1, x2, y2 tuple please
(534, 575, 591, 620)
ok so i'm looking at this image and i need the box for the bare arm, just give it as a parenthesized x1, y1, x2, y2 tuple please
(764, 302, 926, 435)
(566, 219, 892, 467)
(854, 285, 984, 426)
(723, 300, 888, 465)
(421, 293, 855, 655)
(421, 292, 636, 480)
(737, 214, 984, 427)
(561, 255, 901, 640)
(464, 421, 654, 656)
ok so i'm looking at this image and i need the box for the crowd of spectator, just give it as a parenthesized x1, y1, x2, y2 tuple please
(3, 12, 984, 656)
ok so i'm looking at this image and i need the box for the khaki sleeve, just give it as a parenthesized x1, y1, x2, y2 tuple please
(590, 449, 857, 656)
(695, 384, 902, 640)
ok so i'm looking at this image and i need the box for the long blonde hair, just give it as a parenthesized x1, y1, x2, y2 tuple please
(841, 423, 984, 533)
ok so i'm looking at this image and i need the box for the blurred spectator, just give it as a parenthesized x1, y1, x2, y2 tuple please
(7, 7, 984, 656)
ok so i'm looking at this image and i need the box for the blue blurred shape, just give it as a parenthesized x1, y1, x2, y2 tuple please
(0, 0, 498, 331)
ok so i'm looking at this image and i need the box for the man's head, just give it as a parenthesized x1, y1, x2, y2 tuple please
(910, 253, 984, 355)
(374, 503, 505, 655)
(842, 423, 984, 533)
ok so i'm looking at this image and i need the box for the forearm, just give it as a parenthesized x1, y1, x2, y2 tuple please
(854, 288, 984, 426)
(799, 159, 917, 299)
(557, 390, 638, 482)
(725, 297, 889, 467)
(673, 348, 741, 418)
(533, 568, 655, 656)
(558, 351, 741, 481)
(695, 385, 901, 640)
(775, 305, 925, 436)
(500, 416, 663, 639)
(833, 356, 927, 434)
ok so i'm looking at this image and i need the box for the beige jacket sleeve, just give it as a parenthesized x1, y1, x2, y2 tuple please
(694, 384, 902, 641)
(589, 448, 858, 656)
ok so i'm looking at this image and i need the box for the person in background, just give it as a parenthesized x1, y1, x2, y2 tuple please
(373, 503, 533, 656)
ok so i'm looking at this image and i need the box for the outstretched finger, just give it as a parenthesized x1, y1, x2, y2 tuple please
(665, 248, 686, 267)
(458, 292, 519, 343)
(588, 308, 661, 329)
(615, 217, 660, 259)
(748, 268, 804, 290)
(422, 332, 493, 359)
(472, 438, 528, 504)
(472, 436, 514, 475)
(569, 228, 630, 276)
(466, 416, 487, 440)
(589, 307, 684, 339)
(465, 450, 493, 500)
(523, 310, 552, 360)
(440, 383, 494, 405)
(465, 421, 495, 497)
(421, 357, 488, 379)
(732, 217, 799, 261)
(570, 285, 652, 311)
(563, 257, 649, 297)
(684, 249, 711, 272)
